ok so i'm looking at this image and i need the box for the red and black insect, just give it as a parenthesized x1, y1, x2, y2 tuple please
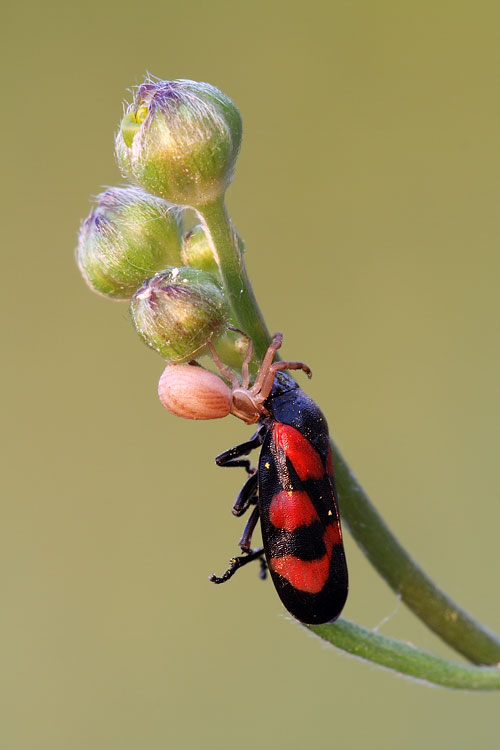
(158, 333, 348, 625)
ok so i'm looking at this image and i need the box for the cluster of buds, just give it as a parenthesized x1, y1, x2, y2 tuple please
(76, 77, 244, 365)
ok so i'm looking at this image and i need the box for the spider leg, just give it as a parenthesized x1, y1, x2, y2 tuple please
(248, 333, 283, 394)
(208, 341, 240, 389)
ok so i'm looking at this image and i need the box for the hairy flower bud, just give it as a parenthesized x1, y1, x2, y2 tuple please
(76, 187, 183, 299)
(115, 78, 242, 206)
(130, 267, 230, 361)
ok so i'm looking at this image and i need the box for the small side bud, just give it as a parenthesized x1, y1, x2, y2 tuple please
(181, 224, 245, 278)
(158, 365, 232, 419)
(209, 328, 255, 371)
(130, 267, 229, 362)
(76, 187, 183, 299)
(115, 78, 242, 206)
(181, 225, 219, 276)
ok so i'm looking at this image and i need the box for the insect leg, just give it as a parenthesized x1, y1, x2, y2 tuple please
(215, 426, 266, 474)
(239, 506, 267, 578)
(212, 426, 268, 583)
(209, 546, 266, 584)
(238, 505, 260, 550)
(209, 507, 267, 584)
(232, 471, 258, 516)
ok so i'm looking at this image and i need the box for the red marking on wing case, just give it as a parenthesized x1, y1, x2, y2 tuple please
(269, 490, 319, 532)
(326, 445, 335, 477)
(272, 423, 325, 481)
(270, 521, 343, 594)
(324, 521, 342, 547)
(271, 554, 330, 595)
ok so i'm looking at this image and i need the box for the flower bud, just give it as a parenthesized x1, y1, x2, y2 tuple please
(181, 225, 219, 276)
(115, 78, 242, 206)
(181, 224, 246, 278)
(209, 328, 255, 371)
(130, 267, 230, 362)
(76, 187, 184, 299)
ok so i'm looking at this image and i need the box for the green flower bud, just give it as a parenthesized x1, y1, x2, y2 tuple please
(76, 187, 184, 299)
(115, 78, 242, 207)
(181, 225, 219, 276)
(131, 267, 230, 362)
(209, 328, 256, 371)
(181, 223, 245, 276)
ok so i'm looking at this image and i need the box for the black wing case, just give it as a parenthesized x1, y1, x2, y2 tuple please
(258, 421, 348, 625)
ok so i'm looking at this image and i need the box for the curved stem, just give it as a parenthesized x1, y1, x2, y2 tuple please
(332, 443, 500, 665)
(195, 194, 500, 667)
(308, 620, 500, 691)
(195, 197, 270, 360)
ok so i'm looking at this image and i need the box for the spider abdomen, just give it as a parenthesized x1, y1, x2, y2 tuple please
(158, 364, 232, 420)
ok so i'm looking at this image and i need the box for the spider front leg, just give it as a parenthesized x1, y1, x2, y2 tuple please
(254, 360, 312, 404)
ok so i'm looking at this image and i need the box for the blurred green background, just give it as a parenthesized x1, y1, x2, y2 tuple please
(3, 1, 499, 747)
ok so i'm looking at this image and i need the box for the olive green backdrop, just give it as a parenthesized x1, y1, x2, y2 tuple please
(3, 1, 499, 748)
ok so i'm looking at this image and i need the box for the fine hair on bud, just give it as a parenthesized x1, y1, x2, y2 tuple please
(76, 186, 184, 299)
(115, 77, 242, 207)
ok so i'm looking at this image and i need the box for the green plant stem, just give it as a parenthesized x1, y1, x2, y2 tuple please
(332, 443, 500, 665)
(196, 197, 271, 359)
(308, 620, 500, 690)
(197, 195, 500, 669)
